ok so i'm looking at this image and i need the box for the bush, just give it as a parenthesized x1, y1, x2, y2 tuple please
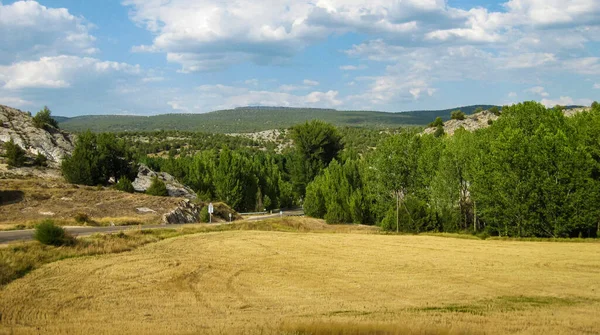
(489, 106, 500, 116)
(4, 139, 26, 167)
(428, 117, 444, 128)
(115, 177, 134, 193)
(474, 107, 484, 113)
(33, 153, 48, 167)
(450, 110, 466, 120)
(32, 106, 59, 130)
(592, 101, 599, 110)
(200, 206, 210, 223)
(433, 125, 445, 138)
(146, 177, 168, 197)
(34, 220, 73, 246)
(74, 213, 91, 224)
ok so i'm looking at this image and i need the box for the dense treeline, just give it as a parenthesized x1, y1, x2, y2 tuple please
(305, 102, 600, 238)
(61, 101, 600, 237)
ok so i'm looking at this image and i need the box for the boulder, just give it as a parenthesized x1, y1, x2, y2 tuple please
(132, 164, 197, 199)
(162, 199, 202, 224)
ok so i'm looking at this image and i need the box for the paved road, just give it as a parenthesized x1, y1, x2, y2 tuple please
(0, 210, 304, 244)
(0, 224, 183, 244)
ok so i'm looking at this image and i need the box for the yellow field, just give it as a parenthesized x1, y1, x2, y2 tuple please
(1, 229, 599, 334)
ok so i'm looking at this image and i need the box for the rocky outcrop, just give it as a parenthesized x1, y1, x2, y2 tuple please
(422, 107, 593, 137)
(162, 199, 202, 224)
(422, 110, 499, 136)
(132, 164, 197, 199)
(0, 105, 74, 167)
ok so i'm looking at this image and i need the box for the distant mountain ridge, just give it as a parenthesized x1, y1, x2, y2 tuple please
(57, 105, 499, 133)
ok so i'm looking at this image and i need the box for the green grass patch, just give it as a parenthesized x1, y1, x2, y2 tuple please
(415, 295, 583, 316)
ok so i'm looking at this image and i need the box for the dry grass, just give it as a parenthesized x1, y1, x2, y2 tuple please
(0, 178, 184, 229)
(1, 220, 599, 335)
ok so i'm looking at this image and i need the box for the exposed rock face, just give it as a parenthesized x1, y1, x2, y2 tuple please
(422, 110, 499, 136)
(422, 107, 593, 136)
(162, 199, 201, 224)
(0, 105, 75, 167)
(132, 164, 197, 199)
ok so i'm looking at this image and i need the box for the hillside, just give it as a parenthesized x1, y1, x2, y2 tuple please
(0, 105, 75, 176)
(57, 105, 497, 133)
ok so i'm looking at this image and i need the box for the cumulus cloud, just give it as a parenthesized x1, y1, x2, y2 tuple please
(340, 65, 367, 71)
(0, 56, 141, 90)
(526, 86, 549, 97)
(163, 83, 343, 113)
(0, 1, 97, 64)
(541, 96, 593, 107)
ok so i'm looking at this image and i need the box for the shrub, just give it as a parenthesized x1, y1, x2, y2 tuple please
(474, 107, 484, 113)
(34, 220, 72, 246)
(433, 125, 445, 138)
(592, 101, 599, 110)
(450, 110, 466, 120)
(4, 139, 26, 167)
(428, 117, 444, 128)
(200, 206, 210, 223)
(489, 106, 500, 116)
(487, 119, 494, 125)
(74, 212, 91, 224)
(115, 177, 135, 193)
(32, 106, 59, 130)
(146, 177, 168, 197)
(33, 153, 48, 167)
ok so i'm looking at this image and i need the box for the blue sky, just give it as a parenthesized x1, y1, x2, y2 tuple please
(0, 0, 598, 116)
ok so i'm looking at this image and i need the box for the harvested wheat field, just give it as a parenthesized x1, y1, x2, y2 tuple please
(1, 229, 599, 335)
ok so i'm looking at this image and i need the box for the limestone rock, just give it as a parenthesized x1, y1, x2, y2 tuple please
(422, 107, 592, 137)
(132, 164, 197, 199)
(162, 199, 202, 224)
(0, 105, 75, 167)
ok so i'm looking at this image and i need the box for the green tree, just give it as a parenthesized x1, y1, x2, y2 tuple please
(115, 177, 134, 193)
(429, 117, 444, 128)
(4, 139, 26, 167)
(450, 110, 466, 120)
(290, 120, 343, 197)
(62, 131, 134, 186)
(433, 125, 445, 138)
(146, 177, 168, 196)
(472, 102, 600, 237)
(32, 106, 59, 130)
(431, 129, 476, 232)
(372, 131, 422, 232)
(489, 106, 500, 116)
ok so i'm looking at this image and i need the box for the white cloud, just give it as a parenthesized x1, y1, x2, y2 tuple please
(0, 56, 140, 90)
(165, 84, 343, 112)
(0, 95, 34, 107)
(526, 86, 549, 97)
(508, 92, 518, 98)
(594, 83, 600, 89)
(541, 96, 593, 107)
(303, 79, 319, 86)
(0, 1, 97, 64)
(340, 65, 367, 71)
(141, 76, 165, 83)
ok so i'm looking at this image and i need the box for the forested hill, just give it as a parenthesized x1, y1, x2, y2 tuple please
(57, 105, 497, 133)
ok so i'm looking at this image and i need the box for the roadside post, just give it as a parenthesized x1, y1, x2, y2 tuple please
(280, 210, 283, 217)
(229, 212, 232, 223)
(208, 202, 214, 224)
